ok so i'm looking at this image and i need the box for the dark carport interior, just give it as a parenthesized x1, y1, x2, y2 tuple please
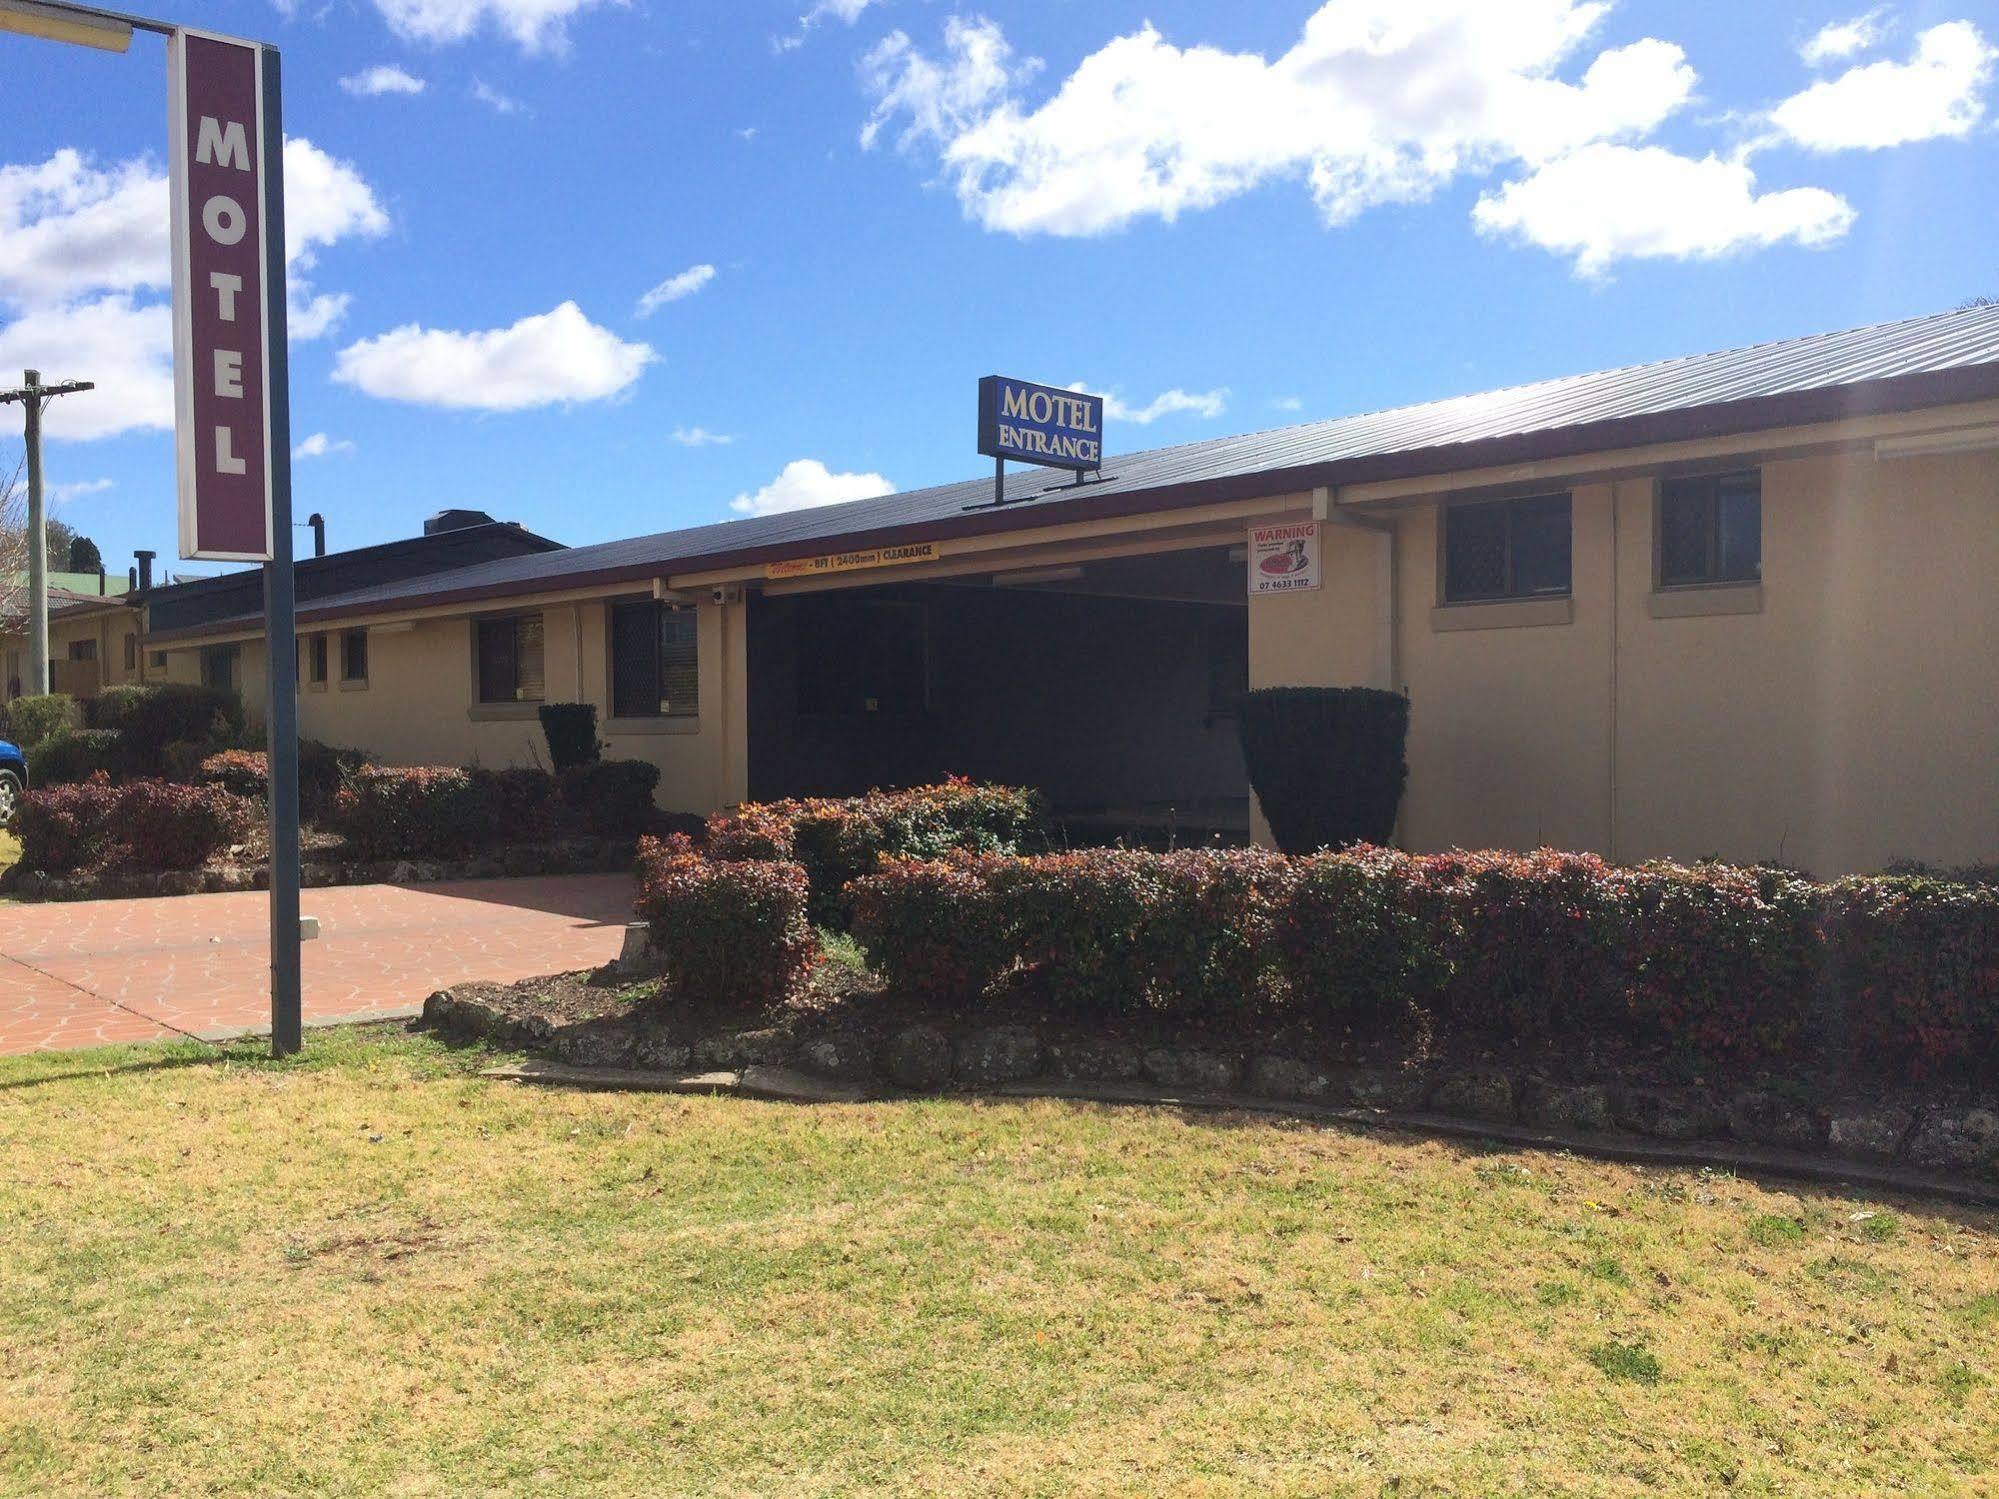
(746, 546, 1251, 844)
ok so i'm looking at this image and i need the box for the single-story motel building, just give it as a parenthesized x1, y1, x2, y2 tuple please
(11, 305, 1999, 876)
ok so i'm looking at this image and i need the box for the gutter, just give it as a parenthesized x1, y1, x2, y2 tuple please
(138, 361, 1999, 646)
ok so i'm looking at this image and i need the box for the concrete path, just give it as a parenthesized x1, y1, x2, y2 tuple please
(0, 874, 633, 1055)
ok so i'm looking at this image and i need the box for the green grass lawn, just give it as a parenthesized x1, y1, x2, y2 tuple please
(2, 1027, 1995, 1496)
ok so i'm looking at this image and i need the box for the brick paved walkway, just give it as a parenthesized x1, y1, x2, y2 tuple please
(0, 874, 634, 1055)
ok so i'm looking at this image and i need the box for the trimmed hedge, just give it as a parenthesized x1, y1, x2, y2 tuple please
(635, 834, 817, 1007)
(14, 774, 253, 873)
(27, 729, 125, 786)
(538, 703, 601, 773)
(1238, 687, 1409, 853)
(2, 693, 76, 750)
(329, 767, 496, 859)
(1827, 876, 1999, 1081)
(87, 683, 244, 774)
(558, 759, 660, 835)
(847, 855, 1013, 1005)
(196, 744, 370, 821)
(14, 775, 120, 872)
(708, 778, 1049, 922)
(841, 845, 1999, 1082)
(324, 757, 661, 855)
(116, 780, 257, 870)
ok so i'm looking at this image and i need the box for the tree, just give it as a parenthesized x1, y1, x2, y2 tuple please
(66, 534, 102, 574)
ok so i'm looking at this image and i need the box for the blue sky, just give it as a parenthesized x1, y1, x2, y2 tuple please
(3, 0, 1996, 575)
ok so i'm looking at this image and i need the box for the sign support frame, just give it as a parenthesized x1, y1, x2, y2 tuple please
(253, 41, 300, 1055)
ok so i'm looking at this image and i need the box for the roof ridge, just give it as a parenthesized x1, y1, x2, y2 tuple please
(1098, 303, 1999, 463)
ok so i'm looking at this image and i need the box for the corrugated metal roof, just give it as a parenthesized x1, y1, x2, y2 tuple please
(161, 303, 1999, 637)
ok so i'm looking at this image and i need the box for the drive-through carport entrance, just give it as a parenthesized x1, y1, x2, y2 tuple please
(746, 543, 1251, 844)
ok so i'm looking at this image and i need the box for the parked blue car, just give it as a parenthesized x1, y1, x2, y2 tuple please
(0, 737, 23, 828)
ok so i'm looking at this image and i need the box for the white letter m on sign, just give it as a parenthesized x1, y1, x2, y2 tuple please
(195, 117, 250, 172)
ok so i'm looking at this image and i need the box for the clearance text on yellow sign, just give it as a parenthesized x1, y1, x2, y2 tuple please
(765, 541, 942, 580)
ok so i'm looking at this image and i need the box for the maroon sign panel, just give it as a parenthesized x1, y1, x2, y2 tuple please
(169, 31, 273, 562)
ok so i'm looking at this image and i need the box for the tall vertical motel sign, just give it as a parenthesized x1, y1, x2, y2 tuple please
(168, 28, 304, 1054)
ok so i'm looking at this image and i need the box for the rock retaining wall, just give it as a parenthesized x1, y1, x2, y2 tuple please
(422, 987, 1999, 1190)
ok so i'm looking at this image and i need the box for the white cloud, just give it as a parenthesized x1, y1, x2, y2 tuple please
(293, 432, 355, 459)
(636, 263, 715, 316)
(1272, 395, 1303, 412)
(1071, 383, 1229, 425)
(470, 79, 525, 115)
(1771, 21, 1996, 151)
(0, 295, 172, 442)
(370, 0, 607, 53)
(729, 458, 892, 517)
(48, 477, 113, 505)
(1799, 10, 1888, 67)
(861, 3, 1696, 237)
(332, 301, 656, 411)
(0, 149, 167, 306)
(776, 0, 881, 52)
(1473, 143, 1856, 278)
(0, 138, 387, 447)
(282, 138, 391, 272)
(670, 426, 734, 446)
(341, 64, 427, 96)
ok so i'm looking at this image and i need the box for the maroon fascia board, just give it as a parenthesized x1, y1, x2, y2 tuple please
(152, 363, 1999, 642)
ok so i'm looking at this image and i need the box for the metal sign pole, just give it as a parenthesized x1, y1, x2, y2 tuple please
(256, 42, 300, 1056)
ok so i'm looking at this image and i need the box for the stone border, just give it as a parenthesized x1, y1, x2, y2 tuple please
(480, 1057, 1999, 1208)
(1, 836, 634, 903)
(428, 988, 1999, 1206)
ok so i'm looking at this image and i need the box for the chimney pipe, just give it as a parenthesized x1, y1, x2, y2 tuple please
(98, 565, 107, 596)
(128, 565, 137, 590)
(135, 550, 156, 591)
(307, 512, 326, 558)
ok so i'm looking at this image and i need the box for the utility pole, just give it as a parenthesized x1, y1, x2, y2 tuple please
(1, 369, 95, 695)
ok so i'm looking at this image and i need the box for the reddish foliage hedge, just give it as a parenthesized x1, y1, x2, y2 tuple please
(116, 780, 257, 870)
(847, 855, 1013, 1004)
(14, 773, 253, 873)
(707, 778, 1047, 922)
(839, 844, 1999, 1081)
(634, 835, 817, 1007)
(14, 774, 121, 873)
(1827, 876, 1999, 1080)
(329, 767, 496, 859)
(1617, 860, 1819, 1064)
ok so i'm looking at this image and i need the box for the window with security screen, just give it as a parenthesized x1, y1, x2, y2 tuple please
(1658, 471, 1760, 587)
(476, 614, 546, 704)
(1442, 494, 1572, 602)
(609, 598, 699, 718)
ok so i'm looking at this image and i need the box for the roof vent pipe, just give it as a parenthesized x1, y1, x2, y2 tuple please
(134, 550, 155, 591)
(307, 513, 326, 558)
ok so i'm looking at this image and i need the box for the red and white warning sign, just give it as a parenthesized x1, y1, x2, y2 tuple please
(1247, 520, 1321, 595)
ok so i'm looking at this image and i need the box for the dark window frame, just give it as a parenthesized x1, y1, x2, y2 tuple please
(122, 633, 137, 673)
(607, 597, 699, 720)
(201, 644, 239, 692)
(1440, 492, 1574, 604)
(1655, 470, 1762, 589)
(474, 613, 546, 705)
(340, 628, 369, 684)
(306, 634, 329, 685)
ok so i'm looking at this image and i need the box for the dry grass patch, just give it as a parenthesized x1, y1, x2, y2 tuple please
(0, 1026, 1995, 1496)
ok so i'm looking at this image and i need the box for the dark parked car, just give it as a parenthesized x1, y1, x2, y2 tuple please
(0, 738, 23, 829)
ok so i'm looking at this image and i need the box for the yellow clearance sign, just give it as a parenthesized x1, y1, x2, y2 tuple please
(765, 540, 943, 581)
